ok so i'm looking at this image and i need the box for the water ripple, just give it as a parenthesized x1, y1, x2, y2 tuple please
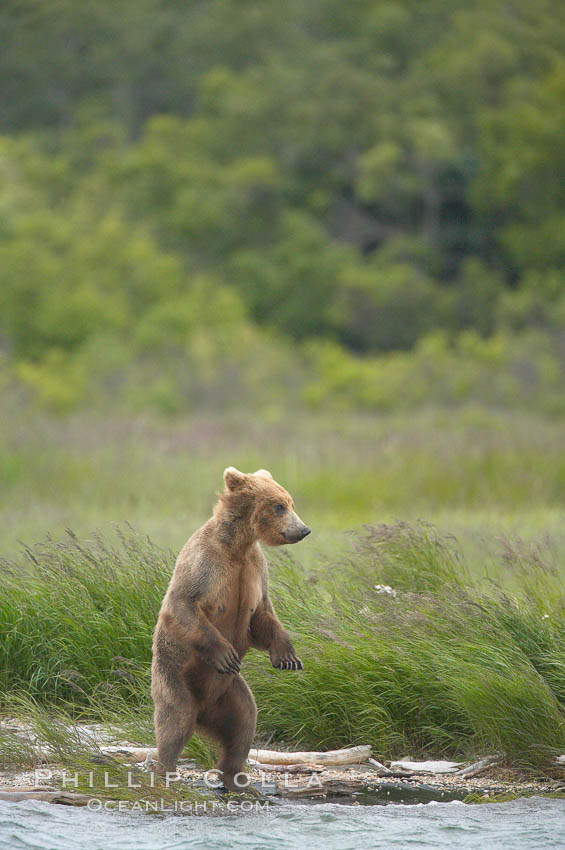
(0, 797, 564, 850)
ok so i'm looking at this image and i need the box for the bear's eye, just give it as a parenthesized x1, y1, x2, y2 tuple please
(274, 503, 287, 515)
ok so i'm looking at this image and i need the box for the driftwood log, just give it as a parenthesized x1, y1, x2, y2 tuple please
(276, 781, 327, 798)
(455, 756, 501, 778)
(250, 762, 325, 774)
(277, 778, 365, 798)
(248, 745, 371, 766)
(99, 746, 158, 762)
(389, 760, 465, 775)
(368, 758, 392, 775)
(0, 790, 91, 805)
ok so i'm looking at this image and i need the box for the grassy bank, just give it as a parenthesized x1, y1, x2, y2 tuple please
(1, 524, 564, 772)
(2, 406, 565, 572)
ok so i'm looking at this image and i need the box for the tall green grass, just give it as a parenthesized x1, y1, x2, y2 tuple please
(2, 407, 565, 563)
(1, 524, 564, 771)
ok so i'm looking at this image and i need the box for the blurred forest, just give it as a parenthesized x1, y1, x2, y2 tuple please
(1, 0, 565, 414)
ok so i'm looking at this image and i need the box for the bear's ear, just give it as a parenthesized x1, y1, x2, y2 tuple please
(223, 466, 247, 491)
(253, 469, 273, 480)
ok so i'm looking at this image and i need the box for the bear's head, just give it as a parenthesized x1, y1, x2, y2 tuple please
(221, 467, 311, 546)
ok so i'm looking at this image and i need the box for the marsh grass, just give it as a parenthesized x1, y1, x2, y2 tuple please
(1, 523, 564, 773)
(2, 407, 565, 566)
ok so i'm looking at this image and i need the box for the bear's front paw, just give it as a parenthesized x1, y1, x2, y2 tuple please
(213, 645, 241, 675)
(271, 649, 304, 671)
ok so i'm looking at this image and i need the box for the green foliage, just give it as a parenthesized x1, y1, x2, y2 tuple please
(331, 261, 443, 351)
(303, 330, 565, 415)
(231, 211, 355, 339)
(1, 0, 565, 413)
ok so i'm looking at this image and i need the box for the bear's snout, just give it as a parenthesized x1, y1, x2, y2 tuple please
(283, 514, 311, 543)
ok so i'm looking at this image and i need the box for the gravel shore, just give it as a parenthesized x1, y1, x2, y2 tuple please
(2, 761, 564, 803)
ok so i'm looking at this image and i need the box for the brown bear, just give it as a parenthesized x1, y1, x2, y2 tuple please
(151, 467, 310, 791)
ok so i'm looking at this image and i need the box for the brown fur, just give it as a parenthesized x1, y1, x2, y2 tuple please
(151, 467, 310, 791)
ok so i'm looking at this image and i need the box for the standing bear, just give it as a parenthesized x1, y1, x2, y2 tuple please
(151, 467, 310, 790)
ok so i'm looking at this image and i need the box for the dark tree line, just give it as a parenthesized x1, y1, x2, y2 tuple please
(1, 0, 564, 411)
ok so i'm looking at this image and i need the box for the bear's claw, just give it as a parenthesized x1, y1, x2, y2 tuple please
(274, 656, 304, 671)
(215, 647, 241, 675)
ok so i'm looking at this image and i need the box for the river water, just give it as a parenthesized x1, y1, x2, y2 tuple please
(1, 796, 564, 850)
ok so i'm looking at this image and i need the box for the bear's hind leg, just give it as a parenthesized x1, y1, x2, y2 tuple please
(154, 701, 195, 775)
(153, 673, 196, 775)
(198, 676, 257, 792)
